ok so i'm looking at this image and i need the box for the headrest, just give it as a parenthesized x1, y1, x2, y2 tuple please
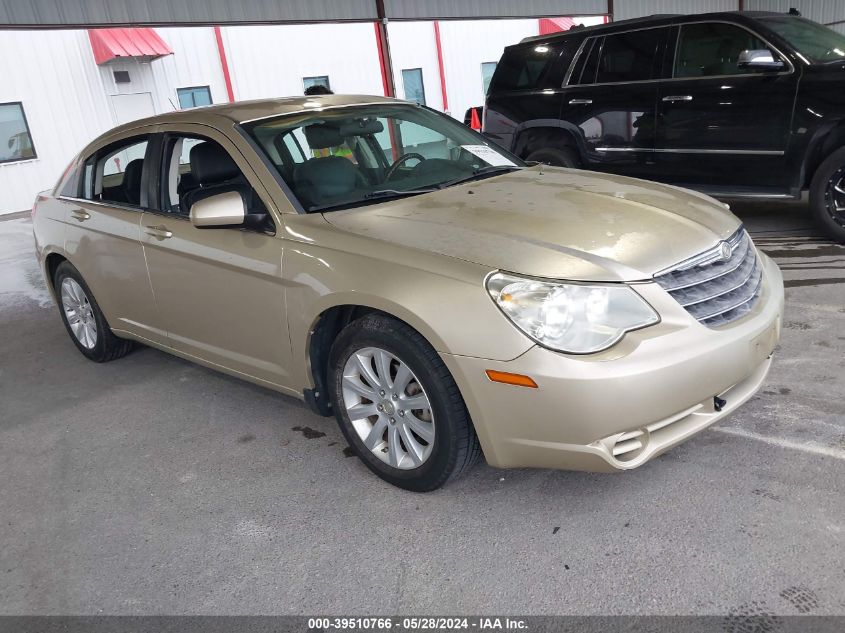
(122, 159, 144, 204)
(190, 141, 240, 184)
(304, 124, 343, 149)
(339, 119, 384, 136)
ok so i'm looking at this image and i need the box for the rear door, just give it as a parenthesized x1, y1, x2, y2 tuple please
(60, 131, 166, 344)
(560, 26, 670, 180)
(655, 20, 798, 189)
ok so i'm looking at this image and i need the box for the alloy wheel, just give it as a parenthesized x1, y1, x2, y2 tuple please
(341, 346, 435, 469)
(824, 167, 845, 228)
(60, 277, 98, 349)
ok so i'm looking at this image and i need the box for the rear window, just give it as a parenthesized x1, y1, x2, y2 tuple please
(489, 43, 560, 91)
(594, 29, 665, 83)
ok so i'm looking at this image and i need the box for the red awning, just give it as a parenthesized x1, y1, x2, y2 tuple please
(88, 28, 173, 65)
(539, 17, 575, 35)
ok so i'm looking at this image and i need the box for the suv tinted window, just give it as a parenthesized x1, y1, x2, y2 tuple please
(490, 44, 557, 91)
(675, 22, 773, 78)
(595, 29, 664, 83)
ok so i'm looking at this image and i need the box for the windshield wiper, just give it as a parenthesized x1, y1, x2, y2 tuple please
(363, 188, 438, 199)
(438, 165, 522, 189)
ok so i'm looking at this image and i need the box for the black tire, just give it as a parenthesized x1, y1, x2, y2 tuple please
(53, 261, 134, 362)
(328, 313, 481, 492)
(809, 146, 845, 243)
(526, 146, 580, 168)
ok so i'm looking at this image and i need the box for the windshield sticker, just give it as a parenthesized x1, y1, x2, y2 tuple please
(461, 145, 516, 167)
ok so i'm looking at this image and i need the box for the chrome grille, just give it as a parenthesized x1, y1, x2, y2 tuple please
(654, 228, 762, 327)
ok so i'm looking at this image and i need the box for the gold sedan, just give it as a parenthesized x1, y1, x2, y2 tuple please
(32, 95, 784, 491)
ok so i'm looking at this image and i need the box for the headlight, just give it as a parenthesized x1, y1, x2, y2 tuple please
(486, 272, 659, 354)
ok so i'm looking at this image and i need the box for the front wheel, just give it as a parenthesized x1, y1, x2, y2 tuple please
(328, 314, 481, 492)
(809, 146, 845, 243)
(53, 261, 133, 362)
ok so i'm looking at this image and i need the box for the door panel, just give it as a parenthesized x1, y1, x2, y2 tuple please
(62, 132, 165, 344)
(63, 200, 164, 343)
(140, 124, 292, 387)
(559, 28, 669, 179)
(655, 22, 798, 188)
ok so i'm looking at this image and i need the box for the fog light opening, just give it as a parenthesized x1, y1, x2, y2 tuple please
(612, 428, 650, 462)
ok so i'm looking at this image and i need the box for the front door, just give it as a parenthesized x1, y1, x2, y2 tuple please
(655, 21, 798, 189)
(560, 27, 669, 180)
(139, 125, 293, 389)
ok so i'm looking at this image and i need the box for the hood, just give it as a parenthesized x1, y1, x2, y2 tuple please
(324, 166, 741, 282)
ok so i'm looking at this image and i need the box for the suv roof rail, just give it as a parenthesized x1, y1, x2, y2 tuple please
(519, 14, 680, 43)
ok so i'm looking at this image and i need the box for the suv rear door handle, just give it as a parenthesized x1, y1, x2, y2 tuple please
(70, 209, 90, 222)
(569, 98, 593, 105)
(662, 95, 693, 102)
(144, 225, 173, 240)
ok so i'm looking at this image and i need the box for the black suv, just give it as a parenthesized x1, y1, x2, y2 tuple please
(483, 11, 845, 241)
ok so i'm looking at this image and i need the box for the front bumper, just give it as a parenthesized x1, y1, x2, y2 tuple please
(441, 253, 784, 472)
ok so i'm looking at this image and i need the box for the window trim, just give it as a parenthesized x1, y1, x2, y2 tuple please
(0, 101, 37, 165)
(177, 85, 213, 109)
(565, 20, 794, 87)
(566, 25, 671, 87)
(669, 20, 795, 81)
(401, 67, 427, 105)
(302, 75, 331, 92)
(155, 130, 276, 234)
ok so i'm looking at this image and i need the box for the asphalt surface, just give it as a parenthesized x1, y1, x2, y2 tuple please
(0, 203, 843, 617)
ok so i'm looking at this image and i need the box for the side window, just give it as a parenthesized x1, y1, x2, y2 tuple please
(595, 29, 664, 84)
(162, 134, 271, 231)
(82, 137, 149, 206)
(675, 22, 774, 78)
(490, 45, 556, 91)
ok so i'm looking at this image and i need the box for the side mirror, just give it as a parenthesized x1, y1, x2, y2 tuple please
(189, 190, 246, 228)
(737, 49, 785, 72)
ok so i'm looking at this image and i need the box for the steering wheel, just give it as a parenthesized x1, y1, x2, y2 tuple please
(385, 152, 426, 181)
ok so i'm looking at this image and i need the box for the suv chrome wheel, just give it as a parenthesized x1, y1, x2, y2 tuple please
(341, 346, 435, 470)
(60, 277, 97, 349)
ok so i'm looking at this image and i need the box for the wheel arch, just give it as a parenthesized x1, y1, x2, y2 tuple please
(512, 119, 586, 160)
(302, 296, 451, 417)
(802, 120, 845, 189)
(43, 250, 69, 302)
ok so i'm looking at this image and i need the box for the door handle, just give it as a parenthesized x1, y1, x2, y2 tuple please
(144, 225, 173, 240)
(70, 209, 90, 222)
(662, 95, 693, 102)
(569, 98, 593, 105)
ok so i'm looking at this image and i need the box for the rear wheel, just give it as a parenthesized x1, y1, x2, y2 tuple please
(53, 261, 133, 362)
(809, 146, 845, 243)
(526, 147, 580, 168)
(328, 314, 481, 492)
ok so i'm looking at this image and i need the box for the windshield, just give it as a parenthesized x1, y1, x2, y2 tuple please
(243, 104, 523, 212)
(759, 16, 845, 63)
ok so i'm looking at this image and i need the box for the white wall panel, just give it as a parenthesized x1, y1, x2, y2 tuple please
(0, 30, 113, 213)
(387, 22, 445, 110)
(612, 0, 738, 22)
(156, 28, 229, 108)
(222, 23, 384, 100)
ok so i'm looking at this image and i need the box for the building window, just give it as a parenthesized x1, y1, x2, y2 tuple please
(0, 102, 36, 163)
(481, 62, 497, 94)
(303, 76, 331, 93)
(401, 68, 426, 105)
(177, 86, 213, 109)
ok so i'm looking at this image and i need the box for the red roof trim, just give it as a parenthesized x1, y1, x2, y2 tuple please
(88, 28, 173, 65)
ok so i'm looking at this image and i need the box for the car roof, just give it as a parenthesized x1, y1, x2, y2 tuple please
(104, 94, 404, 136)
(518, 11, 788, 44)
